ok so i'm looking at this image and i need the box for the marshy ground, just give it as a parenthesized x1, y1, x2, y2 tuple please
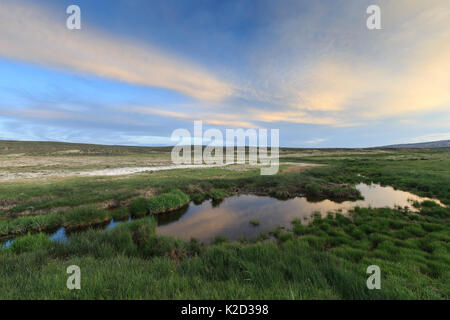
(0, 141, 449, 299)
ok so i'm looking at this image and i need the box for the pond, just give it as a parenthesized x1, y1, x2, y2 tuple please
(155, 183, 443, 243)
(1, 183, 444, 248)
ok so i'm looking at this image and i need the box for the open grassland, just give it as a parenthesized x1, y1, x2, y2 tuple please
(0, 140, 173, 173)
(1, 200, 448, 299)
(284, 148, 450, 205)
(0, 141, 449, 299)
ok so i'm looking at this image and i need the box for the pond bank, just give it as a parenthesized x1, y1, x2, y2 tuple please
(2, 183, 443, 248)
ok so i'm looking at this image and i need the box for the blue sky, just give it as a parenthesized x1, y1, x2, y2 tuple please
(0, 0, 449, 147)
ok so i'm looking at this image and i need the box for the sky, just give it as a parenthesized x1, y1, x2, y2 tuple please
(0, 0, 449, 148)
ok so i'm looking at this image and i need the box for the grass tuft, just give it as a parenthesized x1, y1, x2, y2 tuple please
(148, 189, 190, 214)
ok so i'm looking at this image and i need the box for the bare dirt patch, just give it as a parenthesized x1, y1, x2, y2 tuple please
(0, 163, 232, 181)
(53, 149, 81, 154)
(281, 163, 323, 173)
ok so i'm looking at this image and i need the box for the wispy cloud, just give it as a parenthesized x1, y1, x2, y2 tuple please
(241, 0, 450, 126)
(1, 0, 449, 147)
(403, 133, 450, 144)
(119, 105, 259, 128)
(0, 1, 232, 101)
(304, 138, 327, 145)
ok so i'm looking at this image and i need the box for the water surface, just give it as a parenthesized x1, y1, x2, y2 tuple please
(155, 183, 442, 243)
(2, 183, 443, 247)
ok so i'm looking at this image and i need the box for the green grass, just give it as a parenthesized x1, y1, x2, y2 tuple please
(129, 197, 149, 218)
(0, 213, 63, 237)
(148, 189, 190, 214)
(9, 232, 51, 254)
(213, 235, 229, 245)
(0, 157, 362, 217)
(0, 206, 111, 237)
(286, 149, 450, 205)
(3, 203, 447, 299)
(209, 188, 229, 201)
(112, 208, 130, 221)
(0, 145, 449, 299)
(63, 206, 110, 229)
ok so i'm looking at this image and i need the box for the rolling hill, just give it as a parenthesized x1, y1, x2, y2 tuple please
(380, 140, 450, 148)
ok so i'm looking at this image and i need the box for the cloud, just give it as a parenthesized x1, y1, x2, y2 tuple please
(247, 109, 343, 126)
(372, 40, 450, 117)
(1, 0, 449, 147)
(304, 138, 327, 145)
(0, 108, 80, 120)
(240, 0, 450, 125)
(123, 106, 191, 120)
(119, 105, 258, 128)
(119, 103, 345, 128)
(291, 36, 450, 121)
(0, 1, 232, 101)
(403, 133, 450, 144)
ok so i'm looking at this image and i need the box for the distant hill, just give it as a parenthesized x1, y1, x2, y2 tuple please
(0, 139, 173, 156)
(380, 140, 450, 149)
